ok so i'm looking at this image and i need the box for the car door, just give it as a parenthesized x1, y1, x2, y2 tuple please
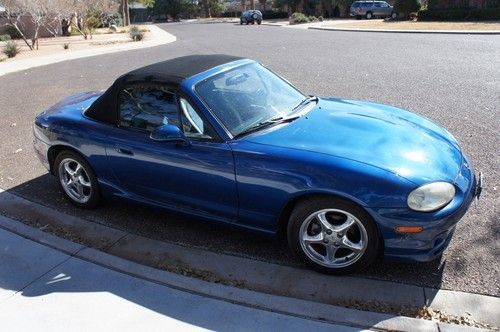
(105, 83, 237, 222)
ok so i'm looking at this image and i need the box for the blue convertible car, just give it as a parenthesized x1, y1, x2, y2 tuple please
(34, 55, 481, 274)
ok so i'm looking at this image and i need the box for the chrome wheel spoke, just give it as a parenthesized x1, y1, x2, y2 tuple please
(76, 183, 84, 197)
(341, 237, 363, 253)
(325, 245, 338, 262)
(332, 216, 356, 234)
(316, 212, 333, 231)
(303, 233, 324, 244)
(64, 163, 75, 176)
(74, 164, 82, 176)
(78, 176, 91, 187)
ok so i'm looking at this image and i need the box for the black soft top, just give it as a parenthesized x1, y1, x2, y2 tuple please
(85, 54, 243, 124)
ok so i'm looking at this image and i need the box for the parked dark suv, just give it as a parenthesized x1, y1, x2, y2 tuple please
(240, 10, 263, 25)
(350, 1, 397, 19)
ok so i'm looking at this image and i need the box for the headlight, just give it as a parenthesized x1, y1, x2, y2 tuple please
(407, 182, 455, 212)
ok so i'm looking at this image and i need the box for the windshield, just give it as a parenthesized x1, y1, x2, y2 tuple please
(195, 63, 306, 137)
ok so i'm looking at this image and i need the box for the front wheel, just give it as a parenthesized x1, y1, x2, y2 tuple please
(365, 11, 373, 19)
(287, 197, 380, 274)
(391, 12, 397, 19)
(55, 151, 101, 208)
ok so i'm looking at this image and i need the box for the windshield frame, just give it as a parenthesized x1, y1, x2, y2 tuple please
(193, 61, 307, 140)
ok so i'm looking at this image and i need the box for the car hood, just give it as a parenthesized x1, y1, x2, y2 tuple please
(244, 98, 463, 184)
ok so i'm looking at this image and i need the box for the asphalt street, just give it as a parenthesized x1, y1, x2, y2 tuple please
(0, 22, 498, 296)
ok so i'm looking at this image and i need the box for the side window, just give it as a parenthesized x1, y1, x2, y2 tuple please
(179, 97, 215, 140)
(119, 85, 180, 132)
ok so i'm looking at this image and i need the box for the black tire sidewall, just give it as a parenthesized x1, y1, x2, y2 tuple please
(54, 151, 101, 208)
(287, 197, 380, 274)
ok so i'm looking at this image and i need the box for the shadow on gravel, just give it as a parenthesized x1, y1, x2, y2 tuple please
(3, 174, 449, 293)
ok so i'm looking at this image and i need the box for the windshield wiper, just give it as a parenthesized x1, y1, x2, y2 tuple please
(290, 95, 318, 114)
(233, 115, 300, 139)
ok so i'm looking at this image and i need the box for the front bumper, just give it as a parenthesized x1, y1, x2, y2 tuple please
(372, 156, 479, 263)
(33, 125, 51, 171)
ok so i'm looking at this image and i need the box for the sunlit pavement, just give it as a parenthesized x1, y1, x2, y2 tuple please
(0, 216, 364, 332)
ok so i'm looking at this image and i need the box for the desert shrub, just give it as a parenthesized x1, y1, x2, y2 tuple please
(129, 25, 144, 41)
(2, 41, 20, 58)
(0, 34, 11, 41)
(394, 0, 421, 18)
(63, 43, 70, 49)
(418, 7, 500, 20)
(290, 12, 310, 24)
(4, 26, 22, 40)
(318, 15, 324, 21)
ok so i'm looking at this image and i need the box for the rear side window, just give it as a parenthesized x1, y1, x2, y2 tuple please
(118, 85, 180, 132)
(362, 2, 373, 7)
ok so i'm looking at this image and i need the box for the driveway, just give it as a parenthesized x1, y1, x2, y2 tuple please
(0, 22, 498, 297)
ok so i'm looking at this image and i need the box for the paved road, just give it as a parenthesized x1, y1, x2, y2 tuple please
(0, 22, 498, 296)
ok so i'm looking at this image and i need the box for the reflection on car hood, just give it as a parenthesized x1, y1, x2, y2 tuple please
(245, 97, 463, 184)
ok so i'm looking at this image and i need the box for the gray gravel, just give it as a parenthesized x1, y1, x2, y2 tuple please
(0, 22, 498, 296)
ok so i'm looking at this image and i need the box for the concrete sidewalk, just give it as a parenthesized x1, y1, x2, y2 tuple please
(0, 217, 365, 331)
(0, 25, 176, 77)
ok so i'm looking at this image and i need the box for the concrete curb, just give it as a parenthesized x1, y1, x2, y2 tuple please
(0, 213, 492, 332)
(308, 26, 500, 35)
(0, 25, 176, 77)
(0, 188, 498, 330)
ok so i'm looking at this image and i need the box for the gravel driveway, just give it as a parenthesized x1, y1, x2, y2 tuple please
(0, 22, 498, 296)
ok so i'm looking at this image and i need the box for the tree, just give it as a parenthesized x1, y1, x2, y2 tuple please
(70, 0, 120, 39)
(259, 0, 267, 11)
(1, 0, 68, 50)
(209, 0, 223, 16)
(154, 0, 197, 20)
(394, 0, 420, 18)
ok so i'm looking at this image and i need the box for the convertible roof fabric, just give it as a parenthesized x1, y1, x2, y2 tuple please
(85, 54, 243, 124)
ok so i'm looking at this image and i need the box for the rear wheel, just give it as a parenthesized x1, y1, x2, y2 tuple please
(287, 197, 380, 274)
(366, 11, 373, 19)
(55, 151, 101, 208)
(257, 19, 262, 25)
(391, 12, 397, 19)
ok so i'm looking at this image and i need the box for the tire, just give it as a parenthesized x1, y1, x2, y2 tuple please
(391, 12, 397, 19)
(54, 150, 101, 208)
(257, 20, 262, 25)
(241, 18, 246, 25)
(287, 197, 380, 274)
(240, 20, 243, 25)
(365, 11, 373, 19)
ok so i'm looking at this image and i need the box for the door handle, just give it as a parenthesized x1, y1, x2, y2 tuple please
(116, 147, 134, 156)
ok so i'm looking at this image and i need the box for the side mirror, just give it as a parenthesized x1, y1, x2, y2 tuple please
(150, 124, 190, 146)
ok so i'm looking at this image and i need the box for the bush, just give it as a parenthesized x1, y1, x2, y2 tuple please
(290, 12, 311, 24)
(2, 41, 20, 58)
(0, 34, 11, 42)
(3, 26, 22, 40)
(129, 26, 144, 41)
(63, 43, 70, 50)
(394, 0, 421, 18)
(418, 7, 500, 20)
